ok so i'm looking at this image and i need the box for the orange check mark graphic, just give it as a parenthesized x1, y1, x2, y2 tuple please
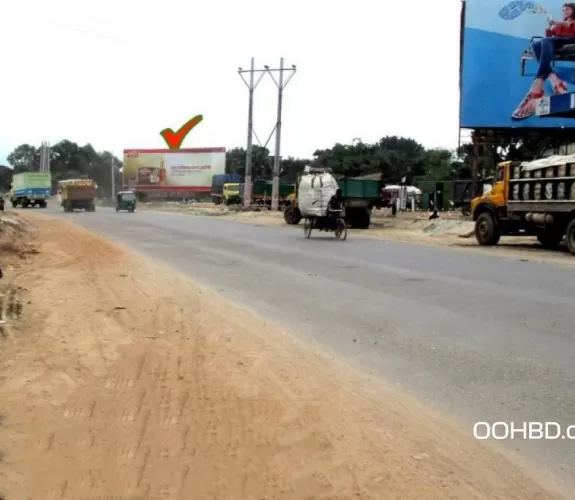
(160, 115, 203, 149)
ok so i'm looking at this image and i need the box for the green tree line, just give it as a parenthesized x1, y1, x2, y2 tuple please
(1, 141, 122, 196)
(0, 131, 567, 193)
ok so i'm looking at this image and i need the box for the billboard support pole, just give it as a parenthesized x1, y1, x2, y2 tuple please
(472, 131, 479, 198)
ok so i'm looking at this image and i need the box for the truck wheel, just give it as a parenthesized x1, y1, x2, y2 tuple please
(284, 205, 302, 225)
(354, 209, 371, 229)
(566, 220, 575, 255)
(537, 230, 563, 249)
(38, 200, 47, 208)
(475, 213, 500, 246)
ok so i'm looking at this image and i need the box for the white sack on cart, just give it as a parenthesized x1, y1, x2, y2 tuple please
(298, 172, 339, 217)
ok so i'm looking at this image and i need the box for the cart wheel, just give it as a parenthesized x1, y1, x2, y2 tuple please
(334, 218, 347, 241)
(304, 218, 313, 238)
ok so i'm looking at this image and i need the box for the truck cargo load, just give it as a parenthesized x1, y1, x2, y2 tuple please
(10, 172, 51, 208)
(58, 179, 97, 212)
(298, 171, 338, 218)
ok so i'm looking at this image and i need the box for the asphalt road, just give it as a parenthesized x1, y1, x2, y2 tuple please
(43, 205, 575, 493)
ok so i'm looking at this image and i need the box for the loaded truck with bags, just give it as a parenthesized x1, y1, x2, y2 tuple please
(10, 172, 51, 208)
(283, 167, 382, 228)
(471, 155, 575, 254)
(58, 179, 97, 212)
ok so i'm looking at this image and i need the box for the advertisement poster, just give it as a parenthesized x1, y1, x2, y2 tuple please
(122, 148, 226, 191)
(461, 0, 575, 128)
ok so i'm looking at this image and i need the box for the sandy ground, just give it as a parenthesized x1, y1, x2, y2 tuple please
(137, 202, 575, 267)
(0, 211, 563, 499)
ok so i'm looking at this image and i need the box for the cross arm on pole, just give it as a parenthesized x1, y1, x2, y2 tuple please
(238, 70, 266, 90)
(266, 68, 296, 89)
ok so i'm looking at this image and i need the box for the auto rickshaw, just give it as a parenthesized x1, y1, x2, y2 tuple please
(116, 191, 136, 212)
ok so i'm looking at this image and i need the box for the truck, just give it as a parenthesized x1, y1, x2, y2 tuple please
(58, 179, 97, 212)
(239, 180, 294, 208)
(215, 179, 295, 208)
(10, 172, 51, 208)
(283, 168, 382, 228)
(471, 156, 575, 255)
(211, 174, 242, 205)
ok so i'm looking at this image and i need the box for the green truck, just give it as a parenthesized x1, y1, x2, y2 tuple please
(284, 172, 382, 228)
(230, 180, 295, 208)
(10, 172, 52, 208)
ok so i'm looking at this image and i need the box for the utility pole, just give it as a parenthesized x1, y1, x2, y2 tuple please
(238, 58, 265, 209)
(238, 58, 296, 210)
(110, 152, 116, 198)
(39, 141, 50, 172)
(267, 58, 296, 211)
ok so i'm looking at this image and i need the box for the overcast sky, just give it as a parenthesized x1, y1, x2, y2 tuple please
(1, 0, 461, 166)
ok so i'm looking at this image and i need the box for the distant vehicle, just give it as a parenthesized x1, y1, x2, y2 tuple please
(236, 180, 295, 209)
(10, 172, 51, 208)
(211, 174, 242, 204)
(58, 179, 97, 212)
(116, 191, 136, 212)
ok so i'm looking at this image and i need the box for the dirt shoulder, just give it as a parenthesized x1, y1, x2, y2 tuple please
(138, 202, 575, 267)
(0, 212, 563, 499)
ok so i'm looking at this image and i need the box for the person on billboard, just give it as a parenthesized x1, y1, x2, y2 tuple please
(512, 2, 575, 120)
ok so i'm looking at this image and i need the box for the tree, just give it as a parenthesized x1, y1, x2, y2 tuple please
(313, 136, 433, 182)
(279, 157, 310, 182)
(7, 145, 40, 173)
(6, 140, 123, 196)
(0, 165, 13, 192)
(225, 146, 271, 178)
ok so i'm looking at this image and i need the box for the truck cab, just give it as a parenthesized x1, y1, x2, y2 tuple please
(470, 162, 511, 222)
(222, 183, 241, 205)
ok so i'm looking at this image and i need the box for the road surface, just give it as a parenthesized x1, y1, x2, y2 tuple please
(46, 205, 575, 492)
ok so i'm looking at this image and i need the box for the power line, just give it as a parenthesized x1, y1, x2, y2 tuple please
(238, 57, 296, 210)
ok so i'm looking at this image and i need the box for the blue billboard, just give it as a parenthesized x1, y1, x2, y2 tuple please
(461, 0, 575, 128)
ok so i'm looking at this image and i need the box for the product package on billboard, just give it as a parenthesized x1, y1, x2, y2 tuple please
(298, 173, 339, 217)
(461, 0, 575, 128)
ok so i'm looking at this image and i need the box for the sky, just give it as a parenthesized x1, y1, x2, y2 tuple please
(0, 0, 462, 166)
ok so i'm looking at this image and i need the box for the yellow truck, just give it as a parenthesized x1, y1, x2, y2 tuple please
(471, 156, 575, 254)
(58, 179, 97, 212)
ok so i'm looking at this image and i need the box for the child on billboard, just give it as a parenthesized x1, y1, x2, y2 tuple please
(513, 2, 575, 119)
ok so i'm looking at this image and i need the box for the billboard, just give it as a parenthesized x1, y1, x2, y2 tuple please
(122, 148, 226, 192)
(461, 0, 575, 128)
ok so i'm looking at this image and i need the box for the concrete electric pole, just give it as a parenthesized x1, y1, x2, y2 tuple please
(39, 141, 50, 172)
(110, 153, 116, 198)
(267, 58, 296, 211)
(238, 58, 265, 209)
(238, 58, 296, 210)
